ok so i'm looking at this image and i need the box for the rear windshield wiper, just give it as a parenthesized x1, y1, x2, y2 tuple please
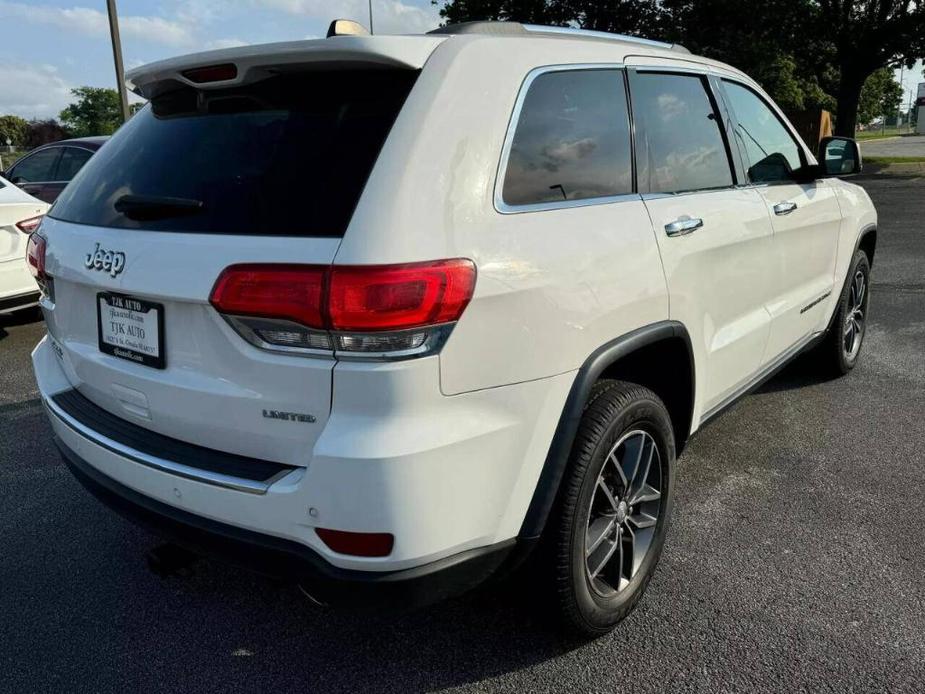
(114, 194, 204, 221)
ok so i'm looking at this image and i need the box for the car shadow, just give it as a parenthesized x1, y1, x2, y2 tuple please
(755, 350, 835, 394)
(0, 306, 42, 342)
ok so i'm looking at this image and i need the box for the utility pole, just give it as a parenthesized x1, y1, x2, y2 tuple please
(368, 0, 374, 34)
(107, 0, 131, 123)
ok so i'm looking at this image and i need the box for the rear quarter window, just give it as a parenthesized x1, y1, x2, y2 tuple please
(501, 69, 633, 208)
(50, 69, 418, 237)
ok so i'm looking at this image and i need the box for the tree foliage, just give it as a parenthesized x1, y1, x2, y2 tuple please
(433, 0, 925, 134)
(59, 86, 123, 138)
(857, 67, 905, 123)
(0, 115, 29, 146)
(24, 119, 71, 148)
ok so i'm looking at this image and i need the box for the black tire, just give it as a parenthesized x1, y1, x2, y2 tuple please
(818, 250, 871, 377)
(551, 380, 675, 636)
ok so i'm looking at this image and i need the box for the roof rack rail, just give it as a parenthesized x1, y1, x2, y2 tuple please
(428, 21, 690, 54)
(428, 21, 527, 36)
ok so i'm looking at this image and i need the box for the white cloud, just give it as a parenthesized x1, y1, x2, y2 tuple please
(0, 1, 195, 46)
(255, 0, 440, 35)
(0, 62, 73, 119)
(204, 37, 250, 50)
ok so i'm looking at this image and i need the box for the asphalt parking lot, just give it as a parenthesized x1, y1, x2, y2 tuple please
(861, 133, 925, 158)
(2, 174, 924, 693)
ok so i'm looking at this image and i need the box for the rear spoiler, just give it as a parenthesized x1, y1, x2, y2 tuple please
(125, 36, 445, 100)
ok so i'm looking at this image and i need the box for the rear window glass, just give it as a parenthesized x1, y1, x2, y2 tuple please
(50, 70, 418, 237)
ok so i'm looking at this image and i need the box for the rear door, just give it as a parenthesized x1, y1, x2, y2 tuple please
(719, 79, 841, 361)
(630, 70, 775, 412)
(41, 68, 418, 466)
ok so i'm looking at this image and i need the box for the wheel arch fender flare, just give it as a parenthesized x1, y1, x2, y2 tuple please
(518, 320, 694, 541)
(826, 223, 876, 334)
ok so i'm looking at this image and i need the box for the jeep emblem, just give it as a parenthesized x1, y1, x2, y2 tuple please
(84, 242, 126, 278)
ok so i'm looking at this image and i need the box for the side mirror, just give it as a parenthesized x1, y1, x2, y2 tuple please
(818, 136, 862, 177)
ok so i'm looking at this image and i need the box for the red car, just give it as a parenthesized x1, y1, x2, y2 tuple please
(2, 136, 107, 203)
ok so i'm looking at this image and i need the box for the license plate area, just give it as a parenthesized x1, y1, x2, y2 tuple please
(97, 292, 165, 369)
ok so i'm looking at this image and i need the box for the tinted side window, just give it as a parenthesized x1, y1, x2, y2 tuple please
(632, 73, 733, 194)
(10, 148, 61, 183)
(502, 69, 633, 207)
(56, 147, 94, 181)
(723, 81, 803, 183)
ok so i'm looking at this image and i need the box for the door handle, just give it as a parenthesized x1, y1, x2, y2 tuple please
(773, 201, 798, 216)
(664, 217, 703, 237)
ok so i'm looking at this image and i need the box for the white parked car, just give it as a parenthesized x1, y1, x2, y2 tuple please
(0, 174, 46, 314)
(31, 21, 876, 635)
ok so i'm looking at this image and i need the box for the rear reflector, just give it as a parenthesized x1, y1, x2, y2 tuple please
(315, 528, 394, 557)
(26, 233, 46, 280)
(182, 63, 238, 83)
(16, 215, 43, 234)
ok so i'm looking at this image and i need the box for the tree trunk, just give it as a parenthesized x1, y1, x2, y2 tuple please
(835, 71, 867, 137)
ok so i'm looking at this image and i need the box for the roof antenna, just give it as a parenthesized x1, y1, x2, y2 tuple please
(368, 0, 374, 34)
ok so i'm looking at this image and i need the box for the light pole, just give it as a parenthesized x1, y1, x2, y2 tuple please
(107, 0, 131, 123)
(369, 0, 374, 34)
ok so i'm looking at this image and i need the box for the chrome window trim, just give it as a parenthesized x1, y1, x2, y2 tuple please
(641, 186, 739, 201)
(44, 394, 296, 495)
(494, 63, 636, 215)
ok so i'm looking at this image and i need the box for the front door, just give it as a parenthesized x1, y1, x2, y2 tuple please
(6, 147, 62, 203)
(630, 70, 775, 413)
(720, 80, 841, 361)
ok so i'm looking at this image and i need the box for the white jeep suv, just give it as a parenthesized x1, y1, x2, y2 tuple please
(31, 21, 876, 635)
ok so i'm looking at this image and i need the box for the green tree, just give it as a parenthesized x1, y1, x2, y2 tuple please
(857, 67, 904, 124)
(59, 86, 123, 137)
(658, 0, 835, 112)
(0, 115, 29, 146)
(434, 0, 925, 136)
(815, 0, 925, 136)
(25, 119, 70, 148)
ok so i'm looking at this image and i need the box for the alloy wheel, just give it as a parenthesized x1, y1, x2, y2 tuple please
(584, 429, 663, 597)
(844, 268, 867, 361)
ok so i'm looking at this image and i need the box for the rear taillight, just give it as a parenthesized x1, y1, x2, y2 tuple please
(26, 233, 46, 281)
(16, 214, 44, 234)
(210, 259, 476, 359)
(327, 260, 475, 331)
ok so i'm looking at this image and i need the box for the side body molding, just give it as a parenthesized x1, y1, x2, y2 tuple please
(518, 320, 694, 540)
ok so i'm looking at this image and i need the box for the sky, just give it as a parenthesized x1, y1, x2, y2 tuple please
(1, 1, 922, 122)
(0, 0, 444, 119)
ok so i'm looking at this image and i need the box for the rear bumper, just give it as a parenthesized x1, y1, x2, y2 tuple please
(57, 436, 521, 609)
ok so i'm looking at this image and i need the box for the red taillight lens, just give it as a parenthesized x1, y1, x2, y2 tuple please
(16, 214, 44, 234)
(328, 260, 476, 331)
(210, 259, 476, 357)
(26, 233, 46, 280)
(182, 63, 238, 83)
(210, 264, 326, 328)
(315, 528, 394, 557)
